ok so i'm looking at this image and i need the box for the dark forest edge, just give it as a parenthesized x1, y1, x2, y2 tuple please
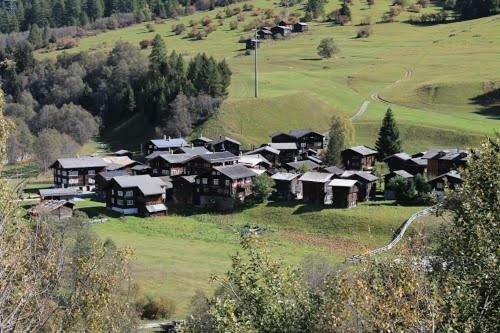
(0, 34, 231, 169)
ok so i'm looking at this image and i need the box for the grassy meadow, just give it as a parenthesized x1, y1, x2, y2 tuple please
(38, 0, 499, 152)
(70, 198, 441, 317)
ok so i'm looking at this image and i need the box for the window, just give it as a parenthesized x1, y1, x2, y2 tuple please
(126, 200, 134, 206)
(125, 191, 133, 197)
(62, 171, 67, 176)
(117, 191, 123, 197)
(212, 171, 217, 175)
(202, 178, 208, 184)
(301, 142, 306, 148)
(436, 183, 444, 190)
(69, 178, 79, 184)
(88, 170, 95, 176)
(111, 198, 114, 204)
(117, 199, 124, 206)
(213, 179, 219, 185)
(112, 189, 114, 195)
(314, 142, 322, 148)
(68, 171, 78, 177)
(162, 169, 169, 175)
(153, 169, 158, 174)
(225, 180, 230, 186)
(196, 179, 201, 184)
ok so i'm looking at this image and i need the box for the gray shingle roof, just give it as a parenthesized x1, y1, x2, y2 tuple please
(323, 166, 345, 175)
(429, 170, 462, 182)
(145, 203, 167, 213)
(385, 152, 412, 161)
(286, 160, 319, 170)
(150, 137, 188, 149)
(192, 136, 212, 143)
(39, 187, 82, 197)
(344, 146, 378, 156)
(268, 143, 298, 151)
(245, 145, 280, 155)
(200, 151, 239, 163)
(175, 146, 210, 155)
(52, 156, 107, 169)
(98, 170, 129, 181)
(238, 154, 271, 167)
(299, 172, 333, 183)
(208, 136, 241, 146)
(329, 179, 358, 188)
(158, 153, 195, 164)
(113, 175, 166, 196)
(214, 165, 258, 180)
(131, 164, 151, 171)
(393, 170, 414, 179)
(341, 171, 378, 182)
(272, 172, 300, 181)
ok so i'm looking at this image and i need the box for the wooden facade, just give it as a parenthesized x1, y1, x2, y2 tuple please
(172, 176, 196, 204)
(272, 173, 302, 200)
(185, 152, 239, 176)
(208, 137, 241, 155)
(293, 22, 308, 32)
(148, 154, 193, 177)
(427, 171, 462, 195)
(341, 171, 378, 201)
(29, 200, 74, 219)
(426, 150, 468, 178)
(299, 172, 334, 205)
(145, 137, 188, 156)
(50, 157, 107, 191)
(329, 179, 358, 208)
(341, 146, 377, 171)
(271, 129, 325, 152)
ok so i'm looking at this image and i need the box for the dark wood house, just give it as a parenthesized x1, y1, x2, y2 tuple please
(341, 146, 377, 171)
(95, 170, 130, 199)
(293, 22, 308, 32)
(194, 165, 257, 209)
(271, 172, 302, 200)
(341, 171, 378, 201)
(238, 154, 272, 170)
(191, 136, 213, 148)
(257, 28, 273, 39)
(29, 200, 74, 219)
(299, 172, 334, 204)
(172, 175, 197, 204)
(246, 39, 260, 50)
(105, 175, 167, 216)
(186, 151, 239, 175)
(50, 157, 108, 191)
(145, 137, 188, 156)
(278, 20, 294, 30)
(147, 153, 194, 177)
(267, 143, 299, 164)
(425, 149, 468, 178)
(174, 146, 210, 155)
(427, 170, 462, 196)
(384, 152, 412, 172)
(103, 156, 140, 172)
(245, 145, 281, 166)
(328, 179, 359, 208)
(131, 164, 152, 175)
(322, 166, 345, 177)
(207, 136, 241, 155)
(384, 170, 414, 200)
(271, 26, 291, 37)
(271, 129, 325, 152)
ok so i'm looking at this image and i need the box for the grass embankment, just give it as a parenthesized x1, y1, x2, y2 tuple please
(74, 199, 440, 316)
(38, 1, 499, 152)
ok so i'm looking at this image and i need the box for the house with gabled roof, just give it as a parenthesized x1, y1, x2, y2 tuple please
(425, 149, 468, 178)
(186, 151, 239, 175)
(271, 129, 325, 152)
(147, 153, 195, 177)
(285, 159, 320, 173)
(341, 171, 378, 201)
(194, 165, 258, 209)
(207, 136, 241, 155)
(238, 154, 272, 170)
(245, 145, 281, 166)
(341, 146, 378, 171)
(427, 170, 463, 196)
(145, 136, 188, 156)
(103, 156, 140, 171)
(265, 143, 300, 164)
(384, 170, 415, 200)
(50, 156, 108, 191)
(321, 166, 345, 177)
(105, 175, 168, 216)
(174, 146, 210, 155)
(293, 22, 308, 32)
(191, 136, 213, 148)
(95, 169, 130, 199)
(329, 179, 359, 208)
(29, 200, 75, 219)
(272, 172, 302, 200)
(299, 172, 334, 204)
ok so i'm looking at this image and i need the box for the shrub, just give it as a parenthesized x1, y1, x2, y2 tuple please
(137, 295, 176, 320)
(393, 0, 410, 6)
(229, 21, 239, 30)
(251, 174, 275, 203)
(416, 0, 430, 7)
(357, 25, 373, 38)
(56, 38, 79, 50)
(139, 39, 152, 49)
(215, 12, 224, 19)
(218, 19, 224, 26)
(205, 24, 217, 34)
(145, 23, 155, 32)
(243, 3, 254, 11)
(408, 3, 422, 12)
(360, 15, 372, 25)
(172, 23, 186, 35)
(391, 5, 404, 17)
(317, 38, 340, 58)
(201, 16, 212, 26)
(238, 13, 247, 22)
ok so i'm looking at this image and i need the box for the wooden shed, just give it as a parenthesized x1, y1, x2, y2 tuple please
(29, 200, 75, 219)
(272, 172, 302, 200)
(328, 179, 359, 208)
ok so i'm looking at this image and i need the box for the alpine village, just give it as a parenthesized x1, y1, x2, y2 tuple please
(0, 0, 498, 332)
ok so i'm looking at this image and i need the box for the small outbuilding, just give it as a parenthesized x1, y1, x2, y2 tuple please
(328, 179, 358, 208)
(427, 170, 462, 196)
(341, 146, 378, 171)
(293, 22, 309, 33)
(29, 200, 75, 219)
(246, 39, 260, 50)
(272, 172, 302, 200)
(299, 172, 334, 205)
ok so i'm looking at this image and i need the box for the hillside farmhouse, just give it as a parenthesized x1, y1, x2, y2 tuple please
(341, 146, 377, 171)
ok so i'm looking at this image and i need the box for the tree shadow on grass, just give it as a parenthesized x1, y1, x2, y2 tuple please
(77, 205, 121, 219)
(300, 58, 323, 61)
(470, 87, 500, 120)
(293, 203, 328, 215)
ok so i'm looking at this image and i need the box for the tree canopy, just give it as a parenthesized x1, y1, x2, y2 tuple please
(324, 115, 354, 166)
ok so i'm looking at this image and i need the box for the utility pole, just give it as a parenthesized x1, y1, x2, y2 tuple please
(254, 29, 259, 98)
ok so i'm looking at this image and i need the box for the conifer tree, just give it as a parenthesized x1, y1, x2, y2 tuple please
(325, 115, 354, 166)
(28, 24, 43, 49)
(375, 108, 402, 160)
(126, 84, 136, 114)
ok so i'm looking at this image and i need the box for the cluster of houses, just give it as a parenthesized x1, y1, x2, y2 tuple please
(246, 19, 309, 50)
(29, 129, 468, 219)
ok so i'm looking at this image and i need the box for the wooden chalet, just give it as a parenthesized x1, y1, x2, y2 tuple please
(271, 26, 292, 37)
(103, 156, 140, 171)
(293, 22, 308, 32)
(271, 172, 302, 200)
(113, 149, 133, 158)
(341, 171, 378, 201)
(191, 136, 213, 148)
(266, 143, 300, 164)
(95, 170, 130, 199)
(148, 153, 194, 177)
(194, 165, 258, 209)
(172, 175, 197, 204)
(341, 146, 377, 171)
(130, 164, 151, 175)
(427, 170, 462, 196)
(424, 149, 468, 178)
(384, 170, 414, 200)
(105, 175, 167, 216)
(174, 146, 210, 155)
(299, 172, 334, 205)
(186, 151, 239, 175)
(238, 154, 272, 170)
(384, 152, 427, 175)
(29, 200, 74, 219)
(284, 159, 320, 172)
(145, 136, 188, 156)
(207, 136, 241, 155)
(405, 157, 427, 175)
(328, 179, 359, 208)
(245, 145, 280, 166)
(271, 129, 325, 152)
(50, 157, 108, 191)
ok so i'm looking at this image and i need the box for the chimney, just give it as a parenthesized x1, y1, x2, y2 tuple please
(168, 136, 171, 141)
(191, 143, 194, 148)
(294, 156, 297, 162)
(163, 135, 166, 140)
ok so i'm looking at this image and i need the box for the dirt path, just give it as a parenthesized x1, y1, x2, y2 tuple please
(350, 100, 370, 121)
(371, 69, 413, 105)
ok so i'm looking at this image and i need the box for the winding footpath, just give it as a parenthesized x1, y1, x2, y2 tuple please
(371, 69, 413, 104)
(345, 205, 438, 263)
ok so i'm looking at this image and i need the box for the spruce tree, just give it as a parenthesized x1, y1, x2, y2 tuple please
(325, 115, 355, 166)
(375, 108, 402, 160)
(28, 24, 43, 49)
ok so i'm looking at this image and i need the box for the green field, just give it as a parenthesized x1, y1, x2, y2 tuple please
(70, 199, 441, 317)
(38, 0, 499, 152)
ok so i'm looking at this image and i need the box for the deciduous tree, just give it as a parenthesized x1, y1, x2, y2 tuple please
(325, 115, 354, 166)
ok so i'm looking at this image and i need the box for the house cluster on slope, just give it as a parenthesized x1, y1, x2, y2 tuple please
(245, 19, 309, 50)
(33, 129, 467, 218)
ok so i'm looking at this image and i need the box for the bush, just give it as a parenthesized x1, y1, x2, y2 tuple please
(201, 16, 212, 26)
(56, 38, 79, 50)
(145, 23, 155, 32)
(137, 295, 176, 320)
(360, 16, 372, 25)
(230, 21, 239, 30)
(172, 23, 186, 35)
(416, 0, 430, 7)
(408, 3, 422, 12)
(357, 25, 373, 38)
(393, 0, 410, 6)
(390, 5, 404, 17)
(243, 3, 254, 11)
(139, 39, 152, 49)
(251, 174, 275, 203)
(237, 13, 247, 22)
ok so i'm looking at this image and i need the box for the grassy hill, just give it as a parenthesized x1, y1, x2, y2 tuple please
(38, 1, 499, 152)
